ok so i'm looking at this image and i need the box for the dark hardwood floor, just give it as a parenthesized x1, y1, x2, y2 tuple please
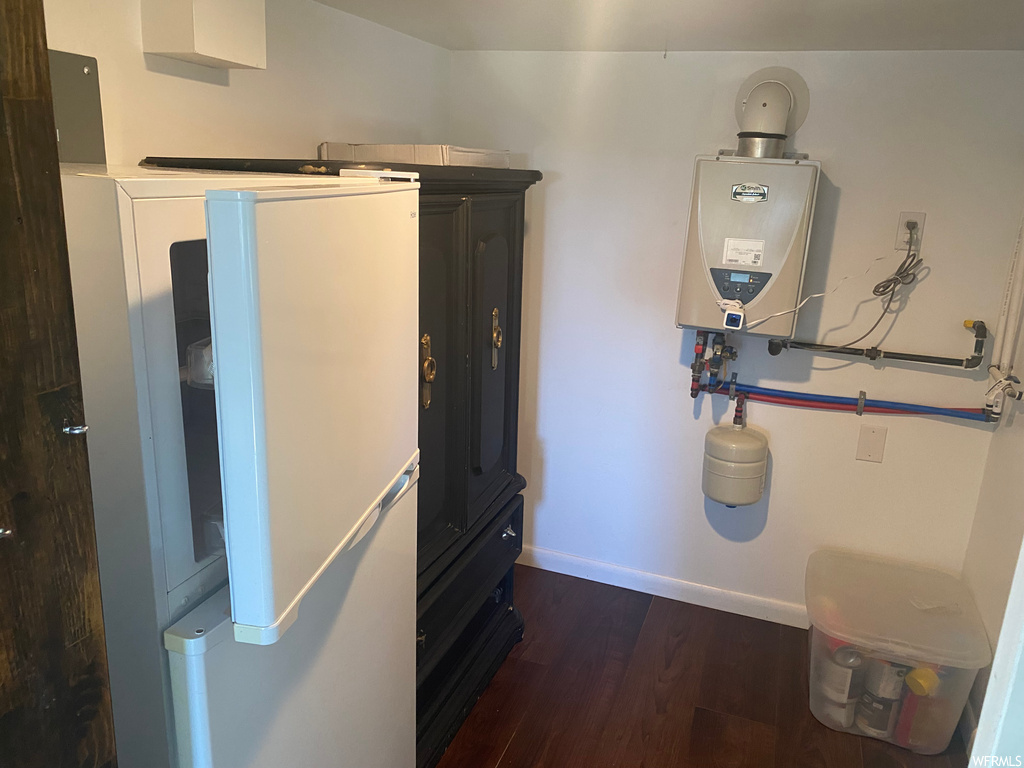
(436, 565, 969, 768)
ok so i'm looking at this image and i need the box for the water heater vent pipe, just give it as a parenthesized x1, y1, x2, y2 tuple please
(737, 81, 792, 158)
(734, 67, 810, 159)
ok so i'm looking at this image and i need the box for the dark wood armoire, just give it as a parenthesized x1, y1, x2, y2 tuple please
(411, 165, 540, 767)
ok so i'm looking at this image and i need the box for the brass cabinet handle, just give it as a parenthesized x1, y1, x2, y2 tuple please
(491, 308, 502, 370)
(420, 334, 435, 409)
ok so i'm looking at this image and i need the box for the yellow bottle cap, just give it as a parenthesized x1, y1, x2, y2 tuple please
(906, 667, 941, 696)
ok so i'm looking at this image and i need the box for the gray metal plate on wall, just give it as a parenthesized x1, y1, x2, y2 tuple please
(48, 50, 106, 163)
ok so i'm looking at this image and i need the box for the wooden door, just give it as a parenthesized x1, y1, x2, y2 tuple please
(466, 194, 524, 529)
(0, 2, 117, 765)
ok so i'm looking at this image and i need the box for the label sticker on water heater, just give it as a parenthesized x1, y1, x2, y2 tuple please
(731, 183, 769, 203)
(723, 238, 765, 267)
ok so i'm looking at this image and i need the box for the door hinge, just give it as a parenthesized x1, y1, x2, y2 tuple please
(62, 418, 89, 435)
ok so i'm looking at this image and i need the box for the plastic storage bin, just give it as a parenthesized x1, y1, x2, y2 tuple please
(805, 549, 991, 754)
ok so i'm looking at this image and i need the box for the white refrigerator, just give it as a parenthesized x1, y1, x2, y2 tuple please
(61, 166, 420, 768)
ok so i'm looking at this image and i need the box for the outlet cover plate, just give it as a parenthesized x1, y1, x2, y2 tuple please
(896, 211, 926, 252)
(856, 425, 887, 463)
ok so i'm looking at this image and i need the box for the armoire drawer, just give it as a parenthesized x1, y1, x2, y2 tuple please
(416, 496, 523, 676)
(415, 567, 520, 768)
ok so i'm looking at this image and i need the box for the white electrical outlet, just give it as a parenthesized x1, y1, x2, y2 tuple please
(895, 211, 926, 252)
(856, 425, 887, 463)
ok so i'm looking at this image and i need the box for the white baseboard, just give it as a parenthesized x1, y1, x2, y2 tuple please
(519, 544, 809, 629)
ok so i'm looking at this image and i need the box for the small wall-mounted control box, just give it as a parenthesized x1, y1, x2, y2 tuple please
(141, 0, 267, 70)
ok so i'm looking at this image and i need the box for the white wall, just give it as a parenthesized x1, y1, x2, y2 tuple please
(43, 0, 451, 166)
(43, 0, 1024, 629)
(965, 318, 1024, 644)
(962, 310, 1024, 723)
(450, 50, 1024, 624)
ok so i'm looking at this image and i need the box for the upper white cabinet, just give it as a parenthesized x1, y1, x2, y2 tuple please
(141, 0, 267, 70)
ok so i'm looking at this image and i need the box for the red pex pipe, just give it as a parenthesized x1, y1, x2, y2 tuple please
(745, 393, 909, 415)
(710, 389, 986, 417)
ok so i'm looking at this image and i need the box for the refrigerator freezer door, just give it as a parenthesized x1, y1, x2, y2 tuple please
(165, 472, 417, 768)
(205, 182, 419, 644)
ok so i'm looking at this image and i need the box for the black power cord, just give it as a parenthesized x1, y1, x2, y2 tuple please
(822, 221, 923, 351)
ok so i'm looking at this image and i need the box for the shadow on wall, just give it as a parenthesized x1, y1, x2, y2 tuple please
(518, 168, 553, 542)
(144, 53, 231, 86)
(694, 375, 737, 424)
(788, 170, 841, 348)
(703, 450, 772, 542)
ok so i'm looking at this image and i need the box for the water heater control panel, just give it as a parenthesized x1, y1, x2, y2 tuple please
(708, 269, 771, 301)
(675, 155, 820, 338)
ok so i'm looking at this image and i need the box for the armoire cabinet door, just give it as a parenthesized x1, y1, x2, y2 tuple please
(417, 196, 470, 573)
(467, 194, 524, 529)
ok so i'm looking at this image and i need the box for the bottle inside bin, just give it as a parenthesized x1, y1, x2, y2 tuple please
(894, 667, 952, 752)
(815, 632, 866, 729)
(855, 659, 910, 739)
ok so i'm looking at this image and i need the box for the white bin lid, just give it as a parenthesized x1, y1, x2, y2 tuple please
(805, 549, 991, 669)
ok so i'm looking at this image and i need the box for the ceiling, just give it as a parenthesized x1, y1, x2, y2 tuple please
(316, 0, 1024, 51)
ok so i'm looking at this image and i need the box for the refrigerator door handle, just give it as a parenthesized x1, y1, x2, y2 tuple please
(347, 463, 418, 552)
(234, 455, 419, 646)
(380, 464, 418, 514)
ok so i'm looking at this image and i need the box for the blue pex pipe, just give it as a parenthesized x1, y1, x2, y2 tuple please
(727, 383, 990, 423)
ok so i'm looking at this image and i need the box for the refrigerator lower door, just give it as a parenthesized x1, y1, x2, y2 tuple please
(165, 472, 416, 768)
(205, 181, 419, 643)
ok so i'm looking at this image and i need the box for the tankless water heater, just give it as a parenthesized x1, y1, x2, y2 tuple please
(675, 68, 820, 339)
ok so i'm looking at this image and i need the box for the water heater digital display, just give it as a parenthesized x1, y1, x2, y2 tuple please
(675, 155, 820, 338)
